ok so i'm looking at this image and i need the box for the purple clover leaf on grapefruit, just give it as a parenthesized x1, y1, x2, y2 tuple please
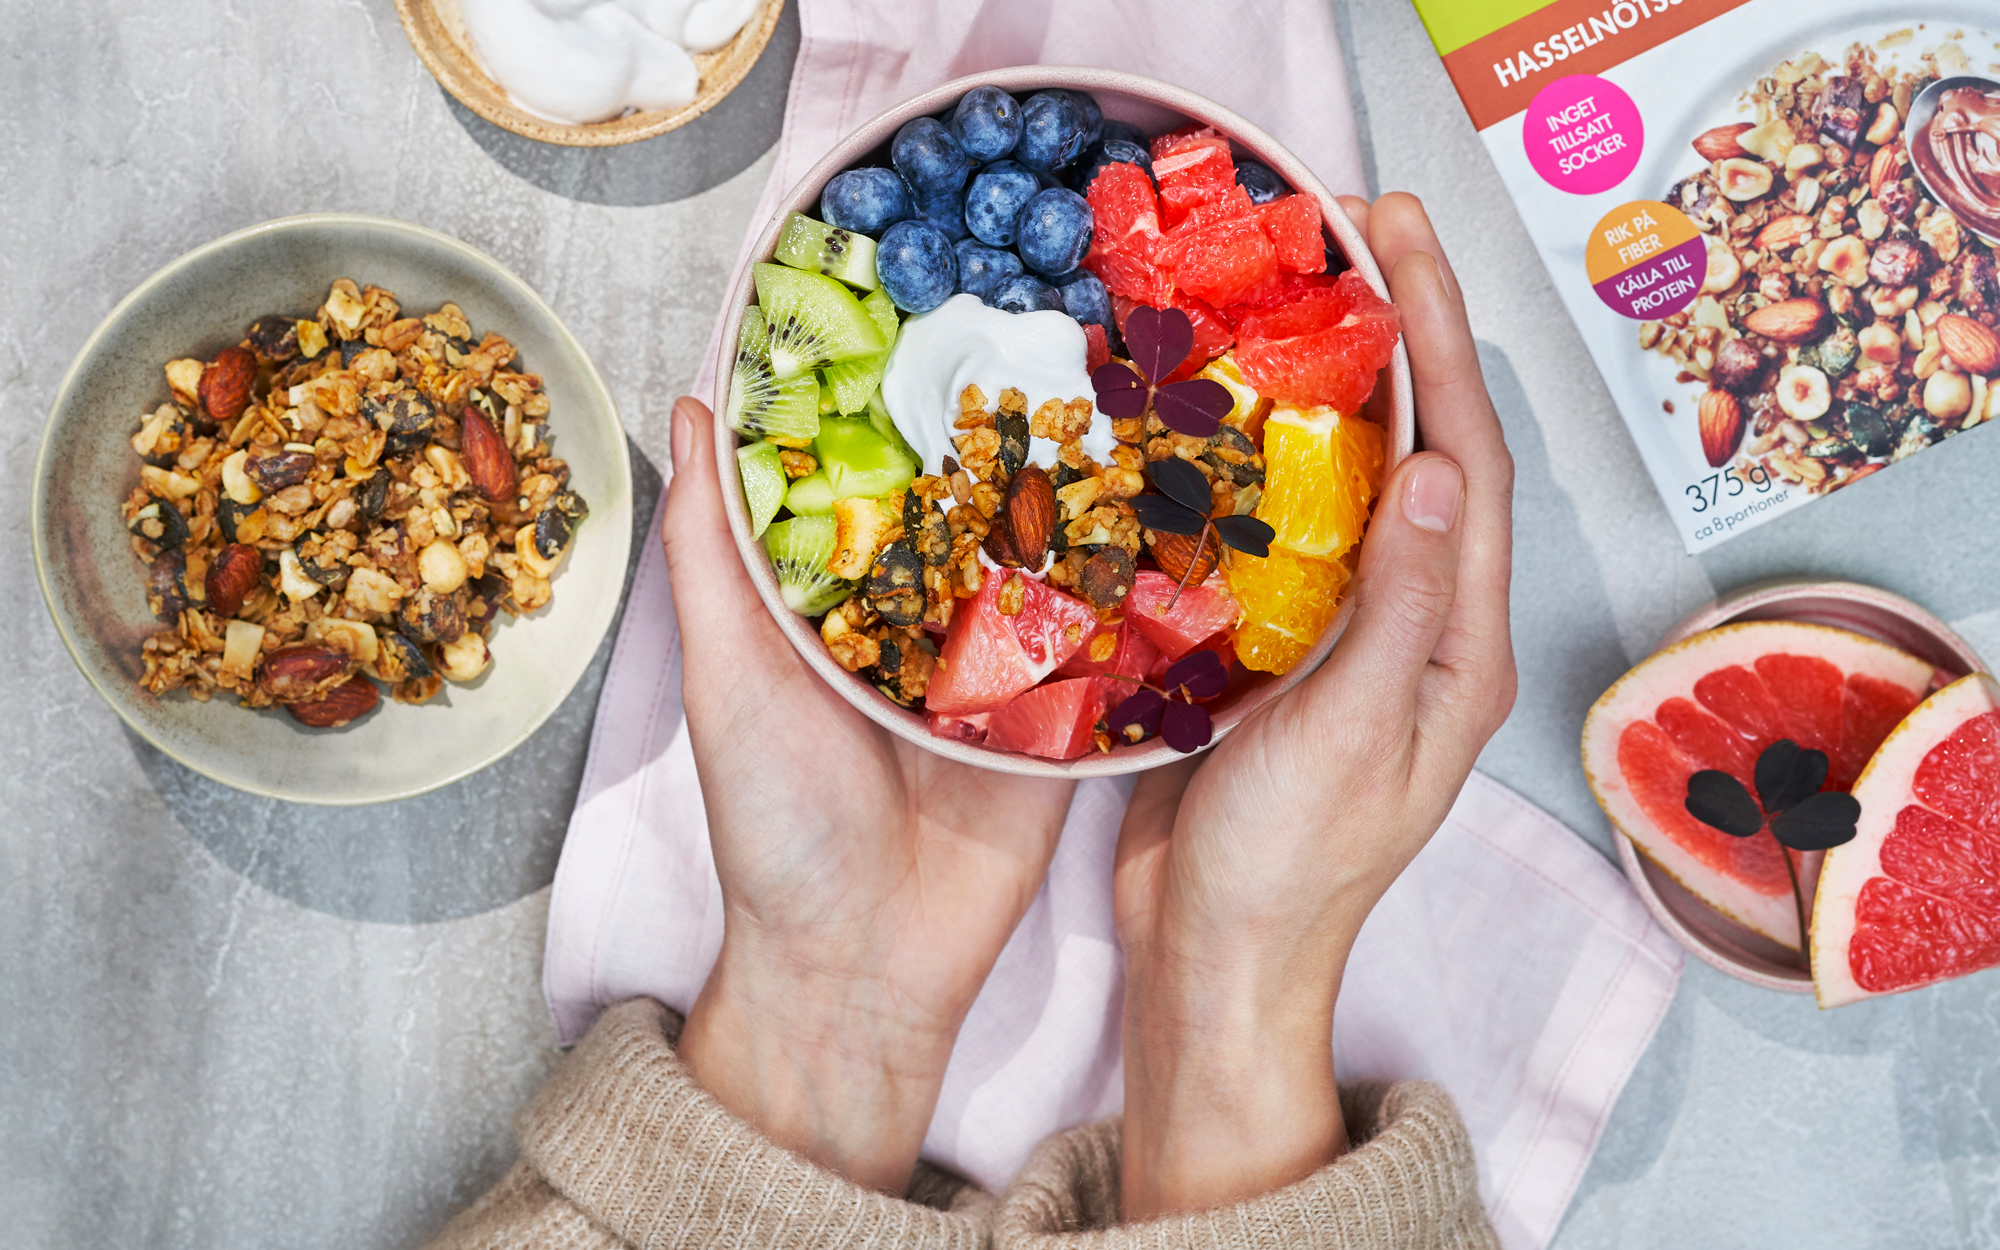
(1090, 306, 1232, 437)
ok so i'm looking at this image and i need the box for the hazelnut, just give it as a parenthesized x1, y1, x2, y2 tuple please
(438, 632, 491, 683)
(1775, 364, 1832, 421)
(418, 538, 470, 594)
(1784, 143, 1824, 176)
(1718, 158, 1775, 202)
(1924, 370, 1972, 421)
(1817, 236, 1870, 287)
(1858, 323, 1903, 365)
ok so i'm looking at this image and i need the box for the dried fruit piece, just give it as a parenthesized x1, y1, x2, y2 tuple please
(259, 645, 358, 703)
(286, 675, 380, 728)
(460, 403, 519, 502)
(198, 345, 256, 427)
(1079, 546, 1137, 610)
(204, 543, 262, 618)
(1698, 390, 1745, 467)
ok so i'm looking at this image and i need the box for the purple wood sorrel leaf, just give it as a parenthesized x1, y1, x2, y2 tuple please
(1150, 377, 1230, 437)
(1684, 770, 1762, 838)
(1092, 362, 1149, 419)
(1160, 697, 1214, 752)
(1129, 494, 1207, 536)
(1211, 514, 1275, 558)
(1163, 648, 1227, 700)
(1147, 456, 1212, 514)
(1108, 687, 1166, 741)
(1123, 306, 1194, 385)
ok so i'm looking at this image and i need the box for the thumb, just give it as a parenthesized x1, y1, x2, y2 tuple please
(1313, 452, 1465, 710)
(661, 397, 773, 666)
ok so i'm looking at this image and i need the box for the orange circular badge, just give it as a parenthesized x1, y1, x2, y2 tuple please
(1586, 200, 1705, 320)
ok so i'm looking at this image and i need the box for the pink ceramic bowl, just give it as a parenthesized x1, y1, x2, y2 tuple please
(711, 66, 1414, 777)
(1617, 579, 1985, 992)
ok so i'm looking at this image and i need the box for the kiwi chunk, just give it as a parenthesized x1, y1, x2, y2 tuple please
(784, 416, 916, 515)
(736, 441, 787, 539)
(822, 288, 901, 415)
(785, 470, 837, 516)
(775, 212, 880, 291)
(725, 307, 820, 441)
(763, 514, 852, 616)
(754, 263, 885, 380)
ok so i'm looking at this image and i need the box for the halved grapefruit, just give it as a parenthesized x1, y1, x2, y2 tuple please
(1813, 673, 2000, 1007)
(1583, 622, 1934, 950)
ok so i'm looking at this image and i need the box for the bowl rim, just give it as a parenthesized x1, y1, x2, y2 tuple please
(31, 210, 633, 806)
(394, 0, 787, 148)
(1614, 576, 1988, 992)
(710, 65, 1415, 778)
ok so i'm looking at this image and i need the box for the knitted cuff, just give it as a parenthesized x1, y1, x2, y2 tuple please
(517, 998, 989, 1250)
(992, 1082, 1500, 1250)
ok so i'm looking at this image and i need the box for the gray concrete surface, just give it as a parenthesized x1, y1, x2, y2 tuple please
(3, 0, 1992, 1246)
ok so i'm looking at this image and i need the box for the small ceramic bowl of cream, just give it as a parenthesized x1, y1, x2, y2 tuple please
(394, 0, 784, 146)
(709, 66, 1414, 779)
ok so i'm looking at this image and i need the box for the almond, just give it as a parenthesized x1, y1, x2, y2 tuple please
(1001, 464, 1057, 570)
(1692, 123, 1753, 162)
(198, 345, 256, 427)
(203, 543, 263, 618)
(1936, 314, 2000, 374)
(1754, 214, 1816, 252)
(1698, 390, 1745, 468)
(1147, 527, 1220, 585)
(460, 404, 518, 502)
(259, 644, 358, 703)
(285, 675, 380, 729)
(1743, 297, 1828, 343)
(1868, 143, 1901, 199)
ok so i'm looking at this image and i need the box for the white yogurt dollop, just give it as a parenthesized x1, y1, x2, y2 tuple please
(460, 0, 761, 125)
(880, 294, 1116, 477)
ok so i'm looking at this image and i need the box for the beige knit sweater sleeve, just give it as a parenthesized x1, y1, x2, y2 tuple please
(427, 999, 1498, 1250)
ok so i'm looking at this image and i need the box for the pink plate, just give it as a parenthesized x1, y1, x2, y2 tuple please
(711, 67, 1414, 777)
(1618, 578, 1986, 992)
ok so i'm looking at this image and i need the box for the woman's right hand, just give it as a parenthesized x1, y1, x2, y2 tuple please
(1112, 192, 1517, 1220)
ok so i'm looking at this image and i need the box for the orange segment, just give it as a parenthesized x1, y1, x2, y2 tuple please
(1256, 403, 1384, 560)
(1227, 548, 1349, 675)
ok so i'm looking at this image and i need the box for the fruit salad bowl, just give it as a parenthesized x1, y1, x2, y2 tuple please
(712, 66, 1413, 778)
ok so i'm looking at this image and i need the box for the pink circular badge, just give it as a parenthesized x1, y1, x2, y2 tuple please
(1523, 75, 1642, 195)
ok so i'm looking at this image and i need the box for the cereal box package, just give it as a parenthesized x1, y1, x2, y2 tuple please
(1412, 0, 2000, 550)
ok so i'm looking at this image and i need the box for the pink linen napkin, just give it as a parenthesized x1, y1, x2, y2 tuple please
(545, 4, 1685, 1247)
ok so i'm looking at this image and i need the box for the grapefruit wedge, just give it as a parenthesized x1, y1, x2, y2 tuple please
(1583, 621, 1933, 949)
(1813, 673, 2000, 1007)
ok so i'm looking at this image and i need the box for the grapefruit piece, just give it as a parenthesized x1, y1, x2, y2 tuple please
(1058, 619, 1162, 708)
(1234, 273, 1400, 412)
(1813, 673, 2000, 1007)
(925, 573, 1097, 715)
(1082, 163, 1173, 305)
(1583, 622, 1933, 949)
(1150, 127, 1236, 229)
(1257, 195, 1327, 273)
(1158, 196, 1277, 308)
(1125, 571, 1240, 660)
(986, 677, 1107, 760)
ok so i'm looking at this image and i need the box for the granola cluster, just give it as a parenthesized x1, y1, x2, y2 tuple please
(1647, 33, 2000, 493)
(123, 280, 587, 728)
(813, 379, 1267, 725)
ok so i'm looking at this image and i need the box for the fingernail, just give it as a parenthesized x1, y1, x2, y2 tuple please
(1403, 458, 1462, 533)
(670, 397, 695, 470)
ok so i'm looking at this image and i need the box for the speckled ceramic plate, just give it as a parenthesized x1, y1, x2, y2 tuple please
(1618, 578, 1986, 992)
(396, 0, 785, 147)
(714, 67, 1415, 778)
(32, 214, 632, 805)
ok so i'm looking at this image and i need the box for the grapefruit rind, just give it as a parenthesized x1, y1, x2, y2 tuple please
(1582, 620, 1935, 951)
(1811, 672, 2000, 1009)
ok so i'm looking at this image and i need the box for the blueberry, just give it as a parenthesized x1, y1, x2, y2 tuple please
(912, 184, 971, 242)
(1234, 160, 1289, 206)
(990, 274, 1064, 314)
(1062, 90, 1104, 145)
(891, 117, 973, 196)
(1016, 187, 1094, 276)
(963, 160, 1039, 247)
(1068, 138, 1154, 193)
(955, 240, 1025, 301)
(820, 168, 914, 235)
(876, 220, 958, 313)
(1015, 91, 1088, 171)
(1099, 118, 1147, 148)
(949, 85, 1023, 163)
(1054, 269, 1111, 332)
